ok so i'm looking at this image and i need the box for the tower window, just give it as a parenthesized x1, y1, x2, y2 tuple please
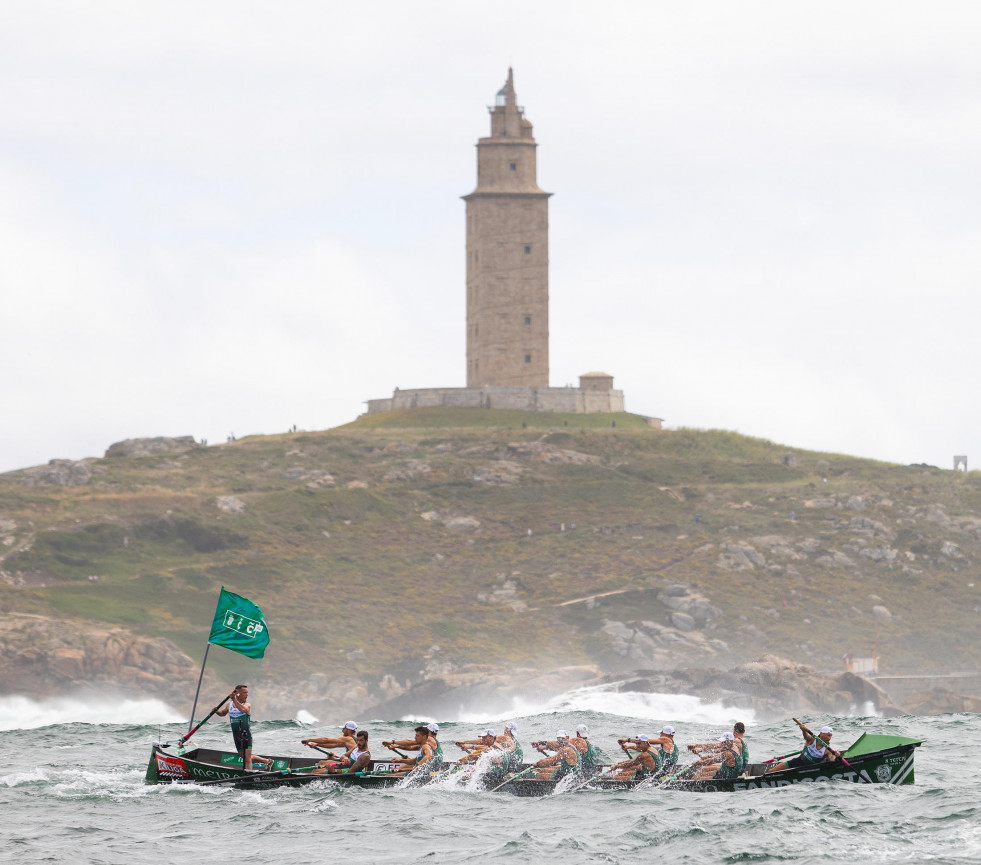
(510, 162, 517, 171)
(524, 245, 531, 254)
(524, 354, 532, 364)
(524, 316, 531, 325)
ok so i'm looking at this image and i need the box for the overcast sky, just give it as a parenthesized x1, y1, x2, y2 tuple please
(2, 1, 980, 474)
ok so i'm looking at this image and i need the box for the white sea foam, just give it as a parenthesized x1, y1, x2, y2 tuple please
(295, 709, 319, 725)
(0, 694, 184, 731)
(456, 682, 756, 726)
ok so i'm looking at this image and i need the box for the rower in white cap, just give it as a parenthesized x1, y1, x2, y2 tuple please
(609, 734, 661, 780)
(571, 724, 600, 773)
(688, 731, 740, 780)
(529, 730, 581, 780)
(454, 728, 499, 763)
(619, 725, 677, 772)
(302, 720, 358, 756)
(766, 720, 834, 774)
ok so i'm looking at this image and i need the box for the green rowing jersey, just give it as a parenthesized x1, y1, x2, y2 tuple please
(713, 746, 740, 780)
(582, 741, 599, 772)
(660, 745, 677, 769)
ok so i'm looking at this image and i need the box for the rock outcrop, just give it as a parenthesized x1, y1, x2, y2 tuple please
(105, 436, 200, 458)
(0, 614, 219, 709)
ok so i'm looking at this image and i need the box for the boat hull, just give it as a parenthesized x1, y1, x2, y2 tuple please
(146, 737, 920, 794)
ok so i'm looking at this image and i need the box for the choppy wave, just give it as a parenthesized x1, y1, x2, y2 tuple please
(0, 694, 183, 731)
(454, 682, 755, 726)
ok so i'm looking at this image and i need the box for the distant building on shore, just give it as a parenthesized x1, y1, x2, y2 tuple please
(366, 70, 643, 421)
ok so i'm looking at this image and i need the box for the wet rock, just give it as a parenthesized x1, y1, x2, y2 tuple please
(872, 605, 892, 620)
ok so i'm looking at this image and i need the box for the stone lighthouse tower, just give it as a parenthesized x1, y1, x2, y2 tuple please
(463, 69, 551, 387)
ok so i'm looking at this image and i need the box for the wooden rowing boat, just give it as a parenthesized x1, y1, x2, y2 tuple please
(145, 733, 920, 793)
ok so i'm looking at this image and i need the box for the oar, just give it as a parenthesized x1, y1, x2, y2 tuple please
(656, 760, 700, 787)
(177, 695, 231, 747)
(386, 743, 407, 758)
(570, 764, 620, 791)
(793, 718, 869, 783)
(309, 745, 339, 759)
(489, 765, 536, 792)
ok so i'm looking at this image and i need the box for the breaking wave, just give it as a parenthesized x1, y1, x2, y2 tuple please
(0, 694, 184, 731)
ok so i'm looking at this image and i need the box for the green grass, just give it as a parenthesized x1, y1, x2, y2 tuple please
(2, 415, 979, 684)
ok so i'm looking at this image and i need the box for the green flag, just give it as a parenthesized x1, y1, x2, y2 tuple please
(208, 587, 269, 659)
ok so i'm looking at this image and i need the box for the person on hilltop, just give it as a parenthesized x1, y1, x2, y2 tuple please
(214, 685, 270, 771)
(609, 734, 661, 780)
(766, 722, 834, 774)
(529, 730, 581, 781)
(389, 726, 438, 778)
(302, 721, 358, 757)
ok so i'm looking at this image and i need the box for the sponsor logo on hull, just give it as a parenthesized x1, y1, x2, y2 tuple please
(155, 754, 190, 781)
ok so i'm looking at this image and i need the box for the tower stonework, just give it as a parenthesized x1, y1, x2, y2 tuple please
(464, 69, 551, 387)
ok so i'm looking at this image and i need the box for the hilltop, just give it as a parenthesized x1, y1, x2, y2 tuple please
(1, 408, 980, 717)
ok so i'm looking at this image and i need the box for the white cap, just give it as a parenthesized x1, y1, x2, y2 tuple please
(556, 729, 569, 739)
(819, 726, 833, 735)
(505, 722, 518, 733)
(720, 732, 735, 741)
(575, 724, 589, 736)
(427, 723, 439, 734)
(343, 721, 357, 731)
(482, 728, 496, 737)
(661, 726, 675, 736)
(637, 734, 650, 743)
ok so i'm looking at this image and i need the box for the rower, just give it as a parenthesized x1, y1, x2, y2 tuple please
(499, 721, 523, 770)
(609, 734, 661, 780)
(312, 729, 372, 775)
(689, 732, 740, 781)
(454, 729, 498, 764)
(766, 722, 833, 773)
(529, 730, 581, 781)
(389, 726, 437, 777)
(733, 721, 748, 772)
(619, 725, 676, 772)
(384, 721, 441, 762)
(302, 721, 358, 756)
(572, 724, 600, 774)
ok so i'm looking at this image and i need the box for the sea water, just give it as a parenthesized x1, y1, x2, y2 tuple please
(0, 689, 974, 864)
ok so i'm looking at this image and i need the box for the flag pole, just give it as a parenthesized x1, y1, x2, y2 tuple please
(187, 642, 211, 733)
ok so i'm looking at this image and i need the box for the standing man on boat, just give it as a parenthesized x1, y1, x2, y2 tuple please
(302, 721, 358, 755)
(214, 684, 258, 771)
(766, 722, 834, 774)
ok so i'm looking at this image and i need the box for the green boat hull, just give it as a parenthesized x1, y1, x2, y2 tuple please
(146, 733, 921, 794)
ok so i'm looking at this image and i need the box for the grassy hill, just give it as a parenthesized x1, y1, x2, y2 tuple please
(1, 409, 979, 697)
